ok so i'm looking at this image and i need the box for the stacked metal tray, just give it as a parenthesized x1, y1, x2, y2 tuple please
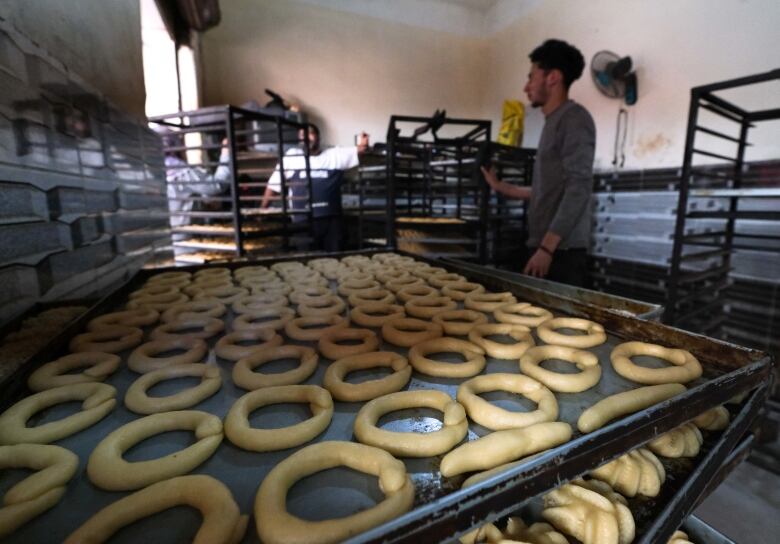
(0, 249, 771, 543)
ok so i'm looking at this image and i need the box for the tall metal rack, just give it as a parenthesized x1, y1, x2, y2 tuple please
(666, 68, 780, 334)
(149, 105, 314, 264)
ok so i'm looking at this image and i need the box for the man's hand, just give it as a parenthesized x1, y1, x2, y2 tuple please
(357, 132, 370, 153)
(523, 249, 553, 278)
(481, 165, 501, 190)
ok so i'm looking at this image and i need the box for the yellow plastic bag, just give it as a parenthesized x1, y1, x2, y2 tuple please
(497, 100, 525, 147)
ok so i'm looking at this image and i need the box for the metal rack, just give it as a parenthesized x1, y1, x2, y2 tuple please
(149, 105, 315, 264)
(665, 68, 780, 335)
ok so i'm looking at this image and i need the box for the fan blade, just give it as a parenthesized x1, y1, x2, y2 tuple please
(612, 56, 633, 79)
(624, 72, 638, 106)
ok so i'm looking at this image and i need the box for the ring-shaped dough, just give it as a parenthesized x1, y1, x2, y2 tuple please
(338, 279, 380, 296)
(129, 284, 180, 300)
(404, 296, 457, 319)
(127, 292, 189, 312)
(428, 273, 468, 289)
(317, 327, 379, 360)
(225, 385, 333, 451)
(465, 292, 517, 312)
(456, 373, 558, 430)
(381, 317, 443, 347)
(298, 295, 346, 317)
(231, 293, 288, 314)
(87, 309, 159, 331)
(410, 266, 448, 280)
(233, 307, 295, 332)
(432, 309, 488, 336)
(348, 288, 395, 307)
(253, 282, 293, 296)
(215, 328, 284, 360)
(386, 276, 425, 293)
(234, 265, 270, 278)
(323, 352, 411, 402)
(494, 302, 554, 327)
(233, 345, 318, 390)
(254, 441, 414, 544)
(124, 364, 222, 414)
(150, 316, 225, 340)
(284, 315, 348, 342)
(128, 337, 208, 373)
(537, 318, 607, 349)
(289, 285, 331, 305)
(69, 325, 143, 353)
(350, 302, 405, 328)
(520, 345, 602, 393)
(87, 410, 223, 490)
(440, 281, 485, 301)
(354, 390, 468, 457)
(0, 444, 79, 538)
(0, 383, 116, 444)
(396, 284, 439, 303)
(194, 286, 248, 305)
(468, 323, 535, 359)
(28, 352, 121, 391)
(610, 341, 703, 385)
(161, 298, 227, 322)
(408, 337, 486, 378)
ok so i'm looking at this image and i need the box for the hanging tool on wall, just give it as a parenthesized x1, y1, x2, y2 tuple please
(613, 107, 628, 169)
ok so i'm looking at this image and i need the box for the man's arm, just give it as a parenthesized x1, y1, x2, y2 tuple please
(481, 166, 532, 200)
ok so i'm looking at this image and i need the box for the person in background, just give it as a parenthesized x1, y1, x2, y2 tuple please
(261, 124, 369, 252)
(482, 39, 595, 287)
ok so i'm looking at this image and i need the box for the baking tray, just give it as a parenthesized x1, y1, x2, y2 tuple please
(442, 257, 665, 321)
(0, 250, 772, 543)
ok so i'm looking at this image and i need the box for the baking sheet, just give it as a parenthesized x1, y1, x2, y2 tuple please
(0, 254, 769, 543)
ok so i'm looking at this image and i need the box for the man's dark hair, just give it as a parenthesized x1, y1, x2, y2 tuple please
(529, 39, 586, 89)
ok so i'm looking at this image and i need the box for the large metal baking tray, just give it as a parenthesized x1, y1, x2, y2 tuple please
(0, 250, 772, 543)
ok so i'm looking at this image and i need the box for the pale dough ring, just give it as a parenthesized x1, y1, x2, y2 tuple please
(386, 276, 425, 293)
(354, 390, 468, 457)
(338, 279, 380, 296)
(234, 264, 271, 278)
(194, 286, 249, 305)
(87, 309, 159, 331)
(381, 317, 443, 348)
(577, 383, 688, 433)
(289, 285, 331, 305)
(404, 296, 457, 319)
(318, 327, 379, 360)
(232, 307, 295, 332)
(284, 314, 348, 342)
(149, 316, 225, 341)
(215, 328, 284, 361)
(432, 309, 488, 336)
(468, 323, 535, 359)
(224, 385, 333, 452)
(349, 302, 405, 328)
(297, 296, 346, 318)
(255, 441, 414, 544)
(129, 284, 180, 300)
(464, 291, 517, 312)
(87, 410, 223, 491)
(0, 383, 117, 444)
(194, 266, 231, 278)
(427, 273, 468, 289)
(128, 336, 208, 373)
(610, 341, 703, 385)
(408, 337, 486, 378)
(456, 373, 559, 430)
(537, 317, 607, 349)
(440, 281, 485, 301)
(253, 283, 293, 296)
(69, 325, 143, 353)
(127, 292, 189, 312)
(231, 294, 288, 315)
(347, 288, 396, 307)
(147, 271, 191, 284)
(233, 345, 318, 390)
(161, 298, 227, 322)
(692, 405, 730, 431)
(494, 302, 554, 327)
(323, 352, 412, 402)
(440, 421, 573, 477)
(411, 266, 448, 279)
(0, 444, 79, 538)
(396, 284, 439, 303)
(124, 364, 222, 414)
(520, 345, 602, 393)
(28, 352, 121, 391)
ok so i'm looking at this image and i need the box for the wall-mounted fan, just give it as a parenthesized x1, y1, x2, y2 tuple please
(591, 51, 638, 105)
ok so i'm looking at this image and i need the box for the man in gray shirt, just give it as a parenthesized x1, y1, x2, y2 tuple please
(483, 39, 595, 286)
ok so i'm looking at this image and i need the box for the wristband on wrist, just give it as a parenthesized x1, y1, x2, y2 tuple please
(538, 246, 554, 257)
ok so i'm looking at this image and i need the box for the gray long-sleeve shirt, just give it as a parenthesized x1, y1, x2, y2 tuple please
(527, 100, 595, 249)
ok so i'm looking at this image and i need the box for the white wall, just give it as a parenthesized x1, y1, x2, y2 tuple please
(202, 0, 780, 169)
(0, 0, 145, 119)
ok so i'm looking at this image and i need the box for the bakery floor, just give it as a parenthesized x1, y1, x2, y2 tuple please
(694, 458, 780, 543)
